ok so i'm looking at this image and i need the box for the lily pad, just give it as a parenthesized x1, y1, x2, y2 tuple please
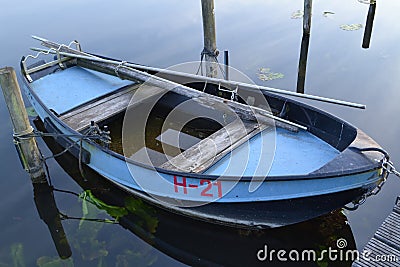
(340, 24, 362, 31)
(322, 11, 335, 18)
(257, 68, 284, 81)
(357, 0, 375, 4)
(291, 10, 304, 19)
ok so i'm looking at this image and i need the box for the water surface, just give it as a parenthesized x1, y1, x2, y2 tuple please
(1, 0, 400, 266)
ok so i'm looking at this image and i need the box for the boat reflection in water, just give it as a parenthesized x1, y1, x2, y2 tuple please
(33, 119, 357, 266)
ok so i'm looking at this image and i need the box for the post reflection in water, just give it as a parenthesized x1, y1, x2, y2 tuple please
(296, 0, 312, 94)
(296, 0, 378, 93)
(33, 119, 357, 266)
(362, 2, 377, 49)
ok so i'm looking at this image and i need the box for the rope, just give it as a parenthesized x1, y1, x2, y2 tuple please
(13, 126, 35, 140)
(196, 47, 228, 80)
(13, 122, 111, 182)
(115, 61, 127, 78)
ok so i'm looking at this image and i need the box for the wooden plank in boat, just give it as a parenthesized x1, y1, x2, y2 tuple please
(60, 84, 164, 131)
(160, 119, 268, 173)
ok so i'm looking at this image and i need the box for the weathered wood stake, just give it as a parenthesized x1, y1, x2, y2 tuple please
(296, 34, 310, 94)
(224, 50, 229, 80)
(0, 67, 47, 183)
(303, 0, 312, 35)
(296, 0, 313, 93)
(201, 0, 218, 78)
(362, 2, 376, 49)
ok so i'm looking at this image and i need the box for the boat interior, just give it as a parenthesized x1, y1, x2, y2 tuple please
(24, 58, 360, 177)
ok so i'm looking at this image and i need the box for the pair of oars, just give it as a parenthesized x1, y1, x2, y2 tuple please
(29, 36, 365, 132)
(30, 36, 365, 110)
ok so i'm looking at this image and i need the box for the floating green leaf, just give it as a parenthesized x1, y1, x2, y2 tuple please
(322, 11, 335, 17)
(291, 10, 304, 19)
(340, 24, 362, 31)
(11, 243, 25, 267)
(257, 68, 284, 81)
(36, 256, 74, 267)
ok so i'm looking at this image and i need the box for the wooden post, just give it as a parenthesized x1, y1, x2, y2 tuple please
(0, 67, 47, 183)
(362, 2, 376, 49)
(224, 50, 229, 80)
(303, 0, 312, 35)
(296, 0, 312, 93)
(201, 0, 218, 78)
(296, 34, 310, 94)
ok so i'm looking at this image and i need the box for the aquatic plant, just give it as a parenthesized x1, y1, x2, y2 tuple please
(36, 256, 74, 267)
(257, 68, 284, 81)
(11, 243, 25, 267)
(291, 10, 304, 19)
(340, 24, 363, 31)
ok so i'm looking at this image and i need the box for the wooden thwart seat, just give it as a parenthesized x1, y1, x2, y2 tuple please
(160, 119, 269, 173)
(60, 84, 164, 131)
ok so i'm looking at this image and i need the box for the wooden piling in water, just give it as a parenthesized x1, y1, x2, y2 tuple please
(362, 2, 376, 49)
(201, 0, 218, 78)
(303, 0, 312, 35)
(0, 67, 47, 183)
(224, 50, 229, 80)
(296, 35, 310, 94)
(296, 0, 313, 94)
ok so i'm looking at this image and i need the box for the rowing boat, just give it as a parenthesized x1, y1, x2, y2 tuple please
(20, 38, 388, 228)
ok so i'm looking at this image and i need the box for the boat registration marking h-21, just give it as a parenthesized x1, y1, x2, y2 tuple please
(173, 176, 223, 198)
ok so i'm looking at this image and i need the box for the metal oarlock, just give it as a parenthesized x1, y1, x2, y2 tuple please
(22, 38, 82, 82)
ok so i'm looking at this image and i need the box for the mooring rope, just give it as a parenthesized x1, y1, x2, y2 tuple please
(13, 122, 111, 182)
(196, 47, 227, 80)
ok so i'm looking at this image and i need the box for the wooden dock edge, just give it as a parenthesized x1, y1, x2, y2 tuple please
(352, 196, 400, 266)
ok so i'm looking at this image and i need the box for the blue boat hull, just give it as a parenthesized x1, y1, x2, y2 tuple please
(21, 56, 386, 228)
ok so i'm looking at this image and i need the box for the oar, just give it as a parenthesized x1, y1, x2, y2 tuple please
(31, 36, 366, 109)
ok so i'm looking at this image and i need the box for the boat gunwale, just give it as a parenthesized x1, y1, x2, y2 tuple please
(20, 61, 382, 182)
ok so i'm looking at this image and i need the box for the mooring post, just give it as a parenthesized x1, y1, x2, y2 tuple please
(0, 67, 47, 183)
(296, 34, 310, 94)
(303, 0, 312, 35)
(362, 2, 376, 49)
(296, 0, 313, 94)
(201, 0, 218, 78)
(224, 50, 229, 80)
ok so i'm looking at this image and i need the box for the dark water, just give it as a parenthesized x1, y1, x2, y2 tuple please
(1, 0, 400, 266)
